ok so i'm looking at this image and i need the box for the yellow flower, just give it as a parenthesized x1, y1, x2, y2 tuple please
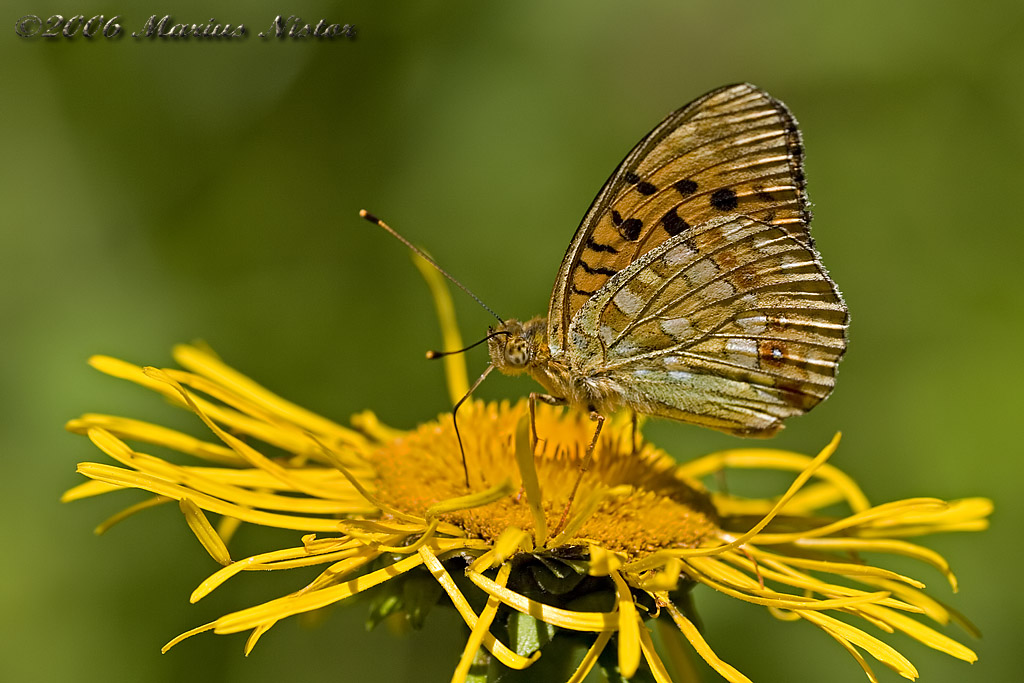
(65, 266, 991, 683)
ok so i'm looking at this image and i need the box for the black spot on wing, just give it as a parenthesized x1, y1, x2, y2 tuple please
(572, 285, 597, 296)
(618, 218, 643, 241)
(611, 210, 623, 226)
(579, 260, 617, 276)
(585, 236, 618, 253)
(660, 208, 689, 236)
(710, 188, 739, 211)
(674, 179, 698, 197)
(623, 170, 657, 195)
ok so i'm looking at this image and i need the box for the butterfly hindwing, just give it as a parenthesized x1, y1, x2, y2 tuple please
(549, 83, 810, 355)
(566, 215, 846, 435)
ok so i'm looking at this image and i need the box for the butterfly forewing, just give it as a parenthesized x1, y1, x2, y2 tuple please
(566, 215, 846, 436)
(549, 83, 810, 356)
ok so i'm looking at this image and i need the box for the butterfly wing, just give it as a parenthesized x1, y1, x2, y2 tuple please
(549, 83, 811, 356)
(566, 215, 847, 436)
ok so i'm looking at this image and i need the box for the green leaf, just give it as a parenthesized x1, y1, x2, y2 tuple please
(528, 555, 589, 595)
(508, 611, 558, 656)
(402, 569, 445, 629)
(365, 585, 403, 631)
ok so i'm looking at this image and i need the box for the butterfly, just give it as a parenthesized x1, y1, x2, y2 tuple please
(484, 83, 847, 438)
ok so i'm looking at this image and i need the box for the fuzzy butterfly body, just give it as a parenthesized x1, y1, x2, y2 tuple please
(487, 83, 847, 436)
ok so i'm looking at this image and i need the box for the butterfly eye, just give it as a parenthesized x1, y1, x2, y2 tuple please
(504, 340, 529, 367)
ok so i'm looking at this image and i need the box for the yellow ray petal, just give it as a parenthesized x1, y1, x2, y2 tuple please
(798, 610, 918, 679)
(513, 414, 547, 545)
(451, 562, 513, 683)
(467, 568, 617, 632)
(67, 413, 242, 465)
(659, 594, 752, 683)
(655, 618, 703, 683)
(91, 495, 171, 534)
(411, 253, 470, 404)
(818, 624, 882, 683)
(636, 616, 673, 683)
(859, 604, 978, 663)
(77, 461, 351, 532)
(60, 478, 123, 502)
(142, 368, 359, 502)
(566, 631, 612, 683)
(243, 622, 275, 655)
(676, 439, 868, 511)
(425, 479, 514, 516)
(611, 571, 641, 678)
(162, 621, 217, 653)
(172, 343, 369, 448)
(179, 497, 231, 565)
(588, 544, 625, 576)
(214, 553, 425, 634)
(191, 543, 364, 603)
(791, 537, 954, 590)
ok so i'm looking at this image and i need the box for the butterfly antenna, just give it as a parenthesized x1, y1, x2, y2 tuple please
(451, 364, 495, 487)
(425, 330, 509, 359)
(359, 210, 504, 324)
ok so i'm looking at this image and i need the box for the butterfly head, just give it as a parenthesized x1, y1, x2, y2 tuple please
(487, 317, 548, 376)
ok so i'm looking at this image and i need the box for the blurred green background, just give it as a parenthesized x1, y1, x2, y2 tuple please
(3, 1, 1020, 681)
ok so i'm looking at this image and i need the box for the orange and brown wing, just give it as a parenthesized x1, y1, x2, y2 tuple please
(548, 83, 810, 354)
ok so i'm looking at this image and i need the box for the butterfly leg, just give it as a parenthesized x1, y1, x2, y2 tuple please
(555, 410, 605, 535)
(631, 410, 640, 454)
(529, 392, 566, 450)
